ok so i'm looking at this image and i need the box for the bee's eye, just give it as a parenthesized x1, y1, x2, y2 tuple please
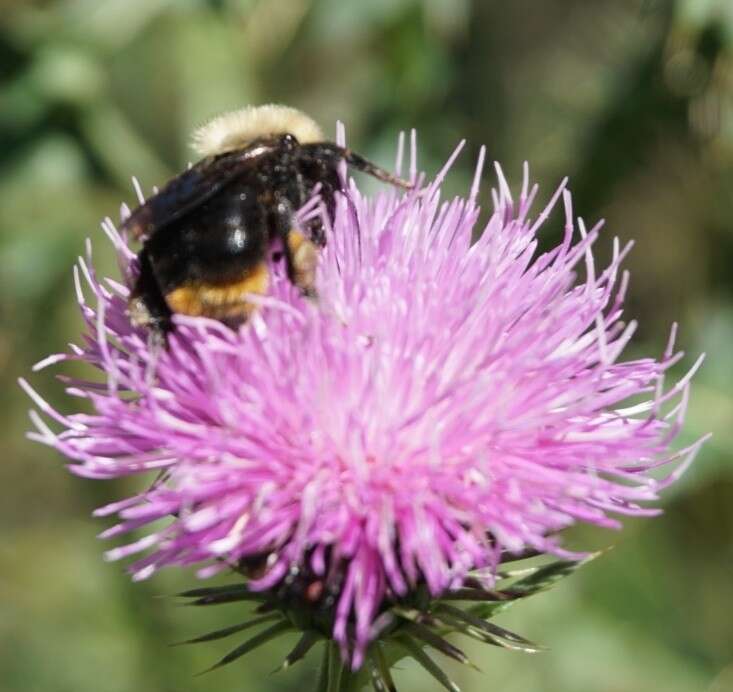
(282, 133, 297, 147)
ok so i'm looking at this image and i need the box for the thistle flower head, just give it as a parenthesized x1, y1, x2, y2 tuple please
(23, 135, 705, 678)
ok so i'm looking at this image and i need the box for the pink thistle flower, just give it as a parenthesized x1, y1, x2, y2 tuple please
(23, 134, 706, 681)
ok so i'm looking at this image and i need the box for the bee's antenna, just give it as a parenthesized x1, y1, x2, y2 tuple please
(306, 143, 413, 189)
(342, 148, 414, 189)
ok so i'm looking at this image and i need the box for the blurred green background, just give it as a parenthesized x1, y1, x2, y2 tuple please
(2, 1, 732, 690)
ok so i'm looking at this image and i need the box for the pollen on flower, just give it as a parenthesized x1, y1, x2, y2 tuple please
(22, 134, 707, 670)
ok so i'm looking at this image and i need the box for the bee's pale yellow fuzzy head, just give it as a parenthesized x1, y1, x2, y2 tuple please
(191, 104, 324, 157)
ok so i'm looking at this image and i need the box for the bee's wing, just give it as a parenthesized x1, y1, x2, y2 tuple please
(121, 142, 277, 241)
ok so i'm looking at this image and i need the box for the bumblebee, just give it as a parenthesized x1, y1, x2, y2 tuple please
(122, 104, 410, 333)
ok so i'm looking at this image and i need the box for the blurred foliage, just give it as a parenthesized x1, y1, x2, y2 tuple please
(1, 0, 732, 690)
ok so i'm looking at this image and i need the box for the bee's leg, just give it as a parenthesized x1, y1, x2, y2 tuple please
(272, 198, 319, 297)
(296, 168, 332, 248)
(128, 248, 172, 335)
(304, 216, 326, 248)
(286, 230, 319, 298)
(304, 178, 338, 248)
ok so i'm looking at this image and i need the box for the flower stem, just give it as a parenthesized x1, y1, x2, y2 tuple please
(316, 641, 330, 692)
(316, 641, 365, 692)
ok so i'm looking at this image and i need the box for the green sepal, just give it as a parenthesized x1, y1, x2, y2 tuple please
(394, 634, 461, 692)
(196, 619, 292, 675)
(274, 630, 322, 672)
(171, 612, 281, 646)
(326, 641, 345, 692)
(403, 622, 472, 666)
(435, 603, 545, 653)
(176, 551, 602, 689)
(176, 582, 268, 607)
(392, 607, 472, 666)
(367, 643, 397, 692)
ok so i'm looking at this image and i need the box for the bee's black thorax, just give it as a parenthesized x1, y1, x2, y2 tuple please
(123, 129, 409, 335)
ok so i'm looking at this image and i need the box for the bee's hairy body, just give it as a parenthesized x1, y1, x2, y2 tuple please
(122, 105, 410, 335)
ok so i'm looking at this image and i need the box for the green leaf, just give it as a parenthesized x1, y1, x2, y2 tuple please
(504, 552, 602, 598)
(495, 565, 545, 581)
(392, 606, 431, 625)
(498, 547, 543, 563)
(469, 553, 603, 619)
(436, 603, 544, 653)
(439, 587, 511, 602)
(464, 600, 508, 620)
